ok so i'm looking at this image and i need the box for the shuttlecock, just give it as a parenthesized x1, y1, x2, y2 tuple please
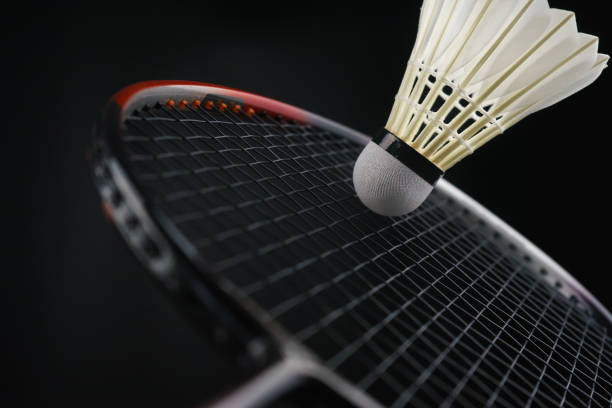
(353, 0, 608, 216)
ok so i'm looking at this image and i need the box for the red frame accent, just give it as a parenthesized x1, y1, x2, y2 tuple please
(112, 80, 307, 122)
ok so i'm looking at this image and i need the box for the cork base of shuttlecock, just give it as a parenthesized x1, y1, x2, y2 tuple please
(353, 141, 437, 217)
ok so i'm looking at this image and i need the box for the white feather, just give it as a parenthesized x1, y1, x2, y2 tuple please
(385, 0, 607, 171)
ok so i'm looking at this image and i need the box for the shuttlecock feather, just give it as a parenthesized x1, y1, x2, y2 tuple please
(353, 0, 608, 216)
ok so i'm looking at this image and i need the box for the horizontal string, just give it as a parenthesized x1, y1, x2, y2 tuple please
(395, 96, 474, 155)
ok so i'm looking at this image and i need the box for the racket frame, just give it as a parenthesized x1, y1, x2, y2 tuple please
(92, 81, 611, 407)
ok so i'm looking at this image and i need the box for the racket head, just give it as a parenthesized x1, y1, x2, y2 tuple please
(92, 81, 611, 407)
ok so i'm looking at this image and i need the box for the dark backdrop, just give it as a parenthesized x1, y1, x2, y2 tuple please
(9, 2, 610, 406)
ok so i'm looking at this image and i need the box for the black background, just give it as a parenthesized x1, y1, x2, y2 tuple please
(9, 2, 611, 406)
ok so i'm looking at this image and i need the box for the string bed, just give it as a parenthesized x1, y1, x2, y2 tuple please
(120, 100, 611, 407)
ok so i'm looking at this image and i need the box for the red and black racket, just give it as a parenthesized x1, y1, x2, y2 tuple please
(91, 81, 611, 407)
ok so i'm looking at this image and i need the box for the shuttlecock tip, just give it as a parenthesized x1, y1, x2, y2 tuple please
(353, 141, 435, 217)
